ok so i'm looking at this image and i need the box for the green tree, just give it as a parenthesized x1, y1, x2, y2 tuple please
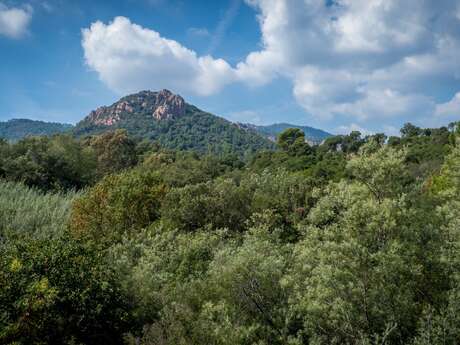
(347, 147, 411, 201)
(401, 123, 422, 138)
(85, 129, 138, 177)
(161, 178, 251, 233)
(70, 168, 167, 244)
(277, 128, 312, 156)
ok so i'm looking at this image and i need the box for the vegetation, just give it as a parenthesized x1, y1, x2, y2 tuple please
(0, 180, 77, 238)
(0, 119, 73, 141)
(0, 130, 152, 192)
(1, 121, 460, 344)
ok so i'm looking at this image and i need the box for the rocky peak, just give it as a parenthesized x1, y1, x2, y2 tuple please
(84, 89, 187, 126)
(151, 89, 186, 120)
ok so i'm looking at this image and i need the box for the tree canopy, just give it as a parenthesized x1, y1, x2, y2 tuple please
(1, 122, 460, 344)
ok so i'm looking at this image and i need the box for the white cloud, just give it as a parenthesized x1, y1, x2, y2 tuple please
(335, 123, 372, 136)
(383, 125, 400, 137)
(332, 0, 429, 55)
(0, 3, 32, 39)
(82, 17, 236, 96)
(331, 89, 435, 122)
(236, 0, 460, 126)
(226, 109, 262, 124)
(335, 123, 401, 136)
(435, 93, 460, 121)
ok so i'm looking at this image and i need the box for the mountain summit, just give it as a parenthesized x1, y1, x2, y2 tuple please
(84, 89, 186, 126)
(74, 90, 274, 157)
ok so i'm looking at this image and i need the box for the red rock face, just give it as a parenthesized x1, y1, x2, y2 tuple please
(84, 89, 186, 126)
(115, 101, 134, 115)
(152, 90, 186, 120)
(87, 106, 121, 126)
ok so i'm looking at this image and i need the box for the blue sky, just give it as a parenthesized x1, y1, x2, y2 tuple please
(1, 0, 460, 135)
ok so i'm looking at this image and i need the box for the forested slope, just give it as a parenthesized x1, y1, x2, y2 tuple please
(0, 119, 72, 141)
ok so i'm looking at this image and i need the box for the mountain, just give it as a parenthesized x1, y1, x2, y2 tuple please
(2, 90, 332, 155)
(240, 123, 332, 145)
(74, 89, 275, 157)
(0, 119, 73, 141)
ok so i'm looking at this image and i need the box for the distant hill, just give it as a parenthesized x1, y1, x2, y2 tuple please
(74, 89, 275, 157)
(0, 119, 73, 141)
(239, 123, 332, 145)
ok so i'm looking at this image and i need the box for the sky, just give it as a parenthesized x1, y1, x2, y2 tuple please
(1, 0, 460, 135)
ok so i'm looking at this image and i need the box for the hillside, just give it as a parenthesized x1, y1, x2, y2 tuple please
(0, 119, 73, 141)
(74, 89, 274, 157)
(240, 122, 332, 144)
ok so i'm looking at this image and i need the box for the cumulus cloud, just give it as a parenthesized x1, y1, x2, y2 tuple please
(435, 93, 460, 121)
(335, 123, 372, 136)
(0, 3, 32, 39)
(82, 1, 460, 130)
(82, 17, 236, 96)
(226, 109, 262, 125)
(236, 0, 460, 126)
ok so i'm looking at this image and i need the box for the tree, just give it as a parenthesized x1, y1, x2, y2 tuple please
(161, 178, 252, 233)
(69, 168, 167, 245)
(200, 228, 292, 345)
(347, 147, 410, 201)
(277, 128, 312, 156)
(401, 123, 422, 138)
(85, 129, 138, 177)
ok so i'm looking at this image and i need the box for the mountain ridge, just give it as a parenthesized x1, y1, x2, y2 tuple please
(1, 90, 332, 155)
(239, 122, 332, 144)
(0, 118, 73, 141)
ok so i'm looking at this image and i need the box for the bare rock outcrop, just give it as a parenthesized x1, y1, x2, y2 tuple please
(152, 89, 186, 120)
(84, 89, 186, 126)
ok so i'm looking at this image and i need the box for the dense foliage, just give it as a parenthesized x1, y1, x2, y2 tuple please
(1, 121, 460, 344)
(0, 119, 73, 141)
(0, 130, 153, 191)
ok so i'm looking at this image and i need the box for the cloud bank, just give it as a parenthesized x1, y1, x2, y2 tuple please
(82, 0, 460, 130)
(239, 0, 460, 126)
